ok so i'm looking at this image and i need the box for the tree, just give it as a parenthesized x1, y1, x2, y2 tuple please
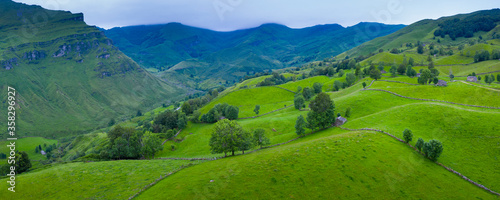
(419, 69, 432, 85)
(294, 95, 305, 110)
(449, 74, 454, 81)
(478, 76, 482, 81)
(333, 80, 342, 91)
(302, 87, 314, 100)
(313, 82, 323, 94)
(338, 69, 345, 77)
(306, 93, 336, 130)
(181, 102, 192, 115)
(397, 64, 406, 75)
(254, 105, 260, 115)
(225, 105, 239, 120)
(16, 151, 31, 174)
(191, 110, 201, 122)
(433, 77, 439, 84)
(346, 73, 356, 86)
(327, 67, 335, 77)
(362, 82, 367, 89)
(408, 57, 415, 66)
(209, 119, 245, 156)
(497, 74, 500, 83)
(390, 65, 397, 77)
(295, 115, 306, 136)
(417, 44, 424, 54)
(406, 66, 417, 77)
(237, 130, 253, 154)
(136, 110, 143, 117)
(370, 69, 382, 80)
(108, 119, 116, 127)
(415, 138, 424, 152)
(142, 133, 163, 159)
(403, 129, 413, 143)
(423, 139, 443, 161)
(345, 107, 351, 118)
(177, 112, 187, 129)
(253, 129, 270, 148)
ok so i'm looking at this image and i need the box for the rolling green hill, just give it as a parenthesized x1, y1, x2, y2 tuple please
(340, 9, 500, 59)
(104, 22, 404, 90)
(0, 0, 185, 138)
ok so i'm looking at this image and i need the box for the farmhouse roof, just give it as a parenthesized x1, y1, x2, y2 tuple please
(416, 73, 421, 77)
(380, 70, 387, 74)
(41, 150, 46, 155)
(467, 76, 477, 82)
(436, 80, 447, 86)
(334, 116, 347, 126)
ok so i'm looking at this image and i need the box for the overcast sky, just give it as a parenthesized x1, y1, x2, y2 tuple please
(13, 0, 500, 31)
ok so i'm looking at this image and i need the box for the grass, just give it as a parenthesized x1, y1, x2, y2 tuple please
(370, 80, 500, 107)
(0, 137, 57, 160)
(436, 60, 500, 76)
(138, 129, 496, 199)
(0, 159, 198, 200)
(199, 87, 295, 118)
(343, 101, 500, 191)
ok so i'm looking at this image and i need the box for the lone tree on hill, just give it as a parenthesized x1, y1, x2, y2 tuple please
(253, 129, 270, 148)
(403, 129, 413, 143)
(306, 93, 335, 130)
(418, 69, 432, 85)
(210, 119, 249, 156)
(254, 105, 260, 115)
(362, 82, 367, 89)
(423, 139, 443, 161)
(370, 69, 382, 80)
(294, 95, 305, 110)
(415, 138, 424, 152)
(449, 74, 454, 81)
(295, 115, 306, 136)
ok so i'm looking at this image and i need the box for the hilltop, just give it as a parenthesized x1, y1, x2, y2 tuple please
(104, 22, 404, 90)
(0, 0, 185, 138)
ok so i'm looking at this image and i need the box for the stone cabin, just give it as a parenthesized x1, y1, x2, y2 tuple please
(436, 80, 447, 86)
(467, 76, 478, 82)
(41, 150, 46, 155)
(416, 73, 421, 77)
(334, 116, 347, 126)
(380, 70, 387, 74)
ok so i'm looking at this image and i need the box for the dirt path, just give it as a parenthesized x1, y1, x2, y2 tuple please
(458, 81, 500, 92)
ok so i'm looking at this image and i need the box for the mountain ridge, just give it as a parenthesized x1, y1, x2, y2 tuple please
(105, 22, 405, 90)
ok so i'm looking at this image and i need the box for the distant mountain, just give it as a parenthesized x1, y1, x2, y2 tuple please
(0, 0, 185, 138)
(105, 22, 405, 90)
(340, 9, 500, 59)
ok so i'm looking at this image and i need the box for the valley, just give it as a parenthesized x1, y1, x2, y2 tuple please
(0, 1, 499, 199)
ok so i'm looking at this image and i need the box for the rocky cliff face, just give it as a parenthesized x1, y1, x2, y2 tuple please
(0, 0, 185, 138)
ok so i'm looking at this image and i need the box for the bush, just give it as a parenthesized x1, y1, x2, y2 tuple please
(423, 139, 443, 161)
(403, 129, 413, 143)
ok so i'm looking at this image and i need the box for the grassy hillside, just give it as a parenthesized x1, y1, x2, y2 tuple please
(0, 0, 184, 138)
(0, 137, 57, 160)
(341, 9, 500, 59)
(139, 129, 496, 199)
(0, 159, 198, 200)
(199, 86, 295, 118)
